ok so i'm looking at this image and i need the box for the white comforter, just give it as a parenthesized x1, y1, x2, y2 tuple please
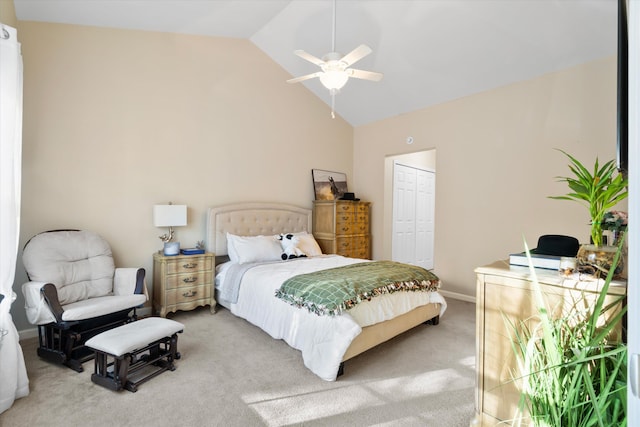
(217, 255, 447, 381)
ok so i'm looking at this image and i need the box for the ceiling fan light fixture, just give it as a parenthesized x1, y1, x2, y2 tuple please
(287, 0, 381, 118)
(319, 70, 349, 91)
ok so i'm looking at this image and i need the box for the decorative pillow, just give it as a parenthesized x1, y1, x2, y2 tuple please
(226, 233, 282, 264)
(295, 232, 323, 257)
(277, 233, 306, 260)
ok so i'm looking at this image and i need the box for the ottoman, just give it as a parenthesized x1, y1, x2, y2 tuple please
(85, 317, 184, 392)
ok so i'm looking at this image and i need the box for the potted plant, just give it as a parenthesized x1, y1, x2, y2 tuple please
(506, 239, 627, 426)
(549, 149, 628, 275)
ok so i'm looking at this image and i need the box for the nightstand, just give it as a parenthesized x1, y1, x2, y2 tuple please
(152, 252, 215, 317)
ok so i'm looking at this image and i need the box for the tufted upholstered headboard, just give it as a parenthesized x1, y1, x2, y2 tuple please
(206, 202, 312, 256)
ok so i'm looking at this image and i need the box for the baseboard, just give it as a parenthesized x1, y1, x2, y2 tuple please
(439, 289, 476, 304)
(18, 327, 38, 341)
(18, 306, 153, 342)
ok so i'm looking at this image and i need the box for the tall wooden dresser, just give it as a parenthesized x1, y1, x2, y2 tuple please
(474, 261, 626, 426)
(312, 200, 371, 259)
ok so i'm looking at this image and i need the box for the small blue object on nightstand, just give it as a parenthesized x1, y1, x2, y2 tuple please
(181, 248, 205, 255)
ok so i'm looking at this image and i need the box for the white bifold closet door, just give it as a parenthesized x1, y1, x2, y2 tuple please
(392, 162, 435, 269)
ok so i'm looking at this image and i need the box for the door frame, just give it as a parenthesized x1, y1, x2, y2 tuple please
(383, 149, 436, 261)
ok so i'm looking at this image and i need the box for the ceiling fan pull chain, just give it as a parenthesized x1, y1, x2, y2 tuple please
(331, 92, 336, 119)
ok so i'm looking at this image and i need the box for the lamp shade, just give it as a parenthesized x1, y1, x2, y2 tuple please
(153, 205, 187, 227)
(319, 70, 349, 91)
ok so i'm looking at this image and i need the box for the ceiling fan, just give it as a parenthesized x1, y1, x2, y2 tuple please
(286, 0, 383, 118)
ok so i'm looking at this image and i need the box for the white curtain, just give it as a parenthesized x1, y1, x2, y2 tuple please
(0, 23, 29, 414)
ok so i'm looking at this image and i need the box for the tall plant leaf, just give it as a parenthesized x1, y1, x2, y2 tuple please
(504, 237, 627, 426)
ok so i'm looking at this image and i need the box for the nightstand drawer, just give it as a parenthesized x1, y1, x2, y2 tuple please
(165, 271, 213, 289)
(166, 284, 212, 306)
(166, 257, 213, 275)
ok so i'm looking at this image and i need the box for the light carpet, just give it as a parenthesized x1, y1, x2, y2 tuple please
(2, 299, 476, 427)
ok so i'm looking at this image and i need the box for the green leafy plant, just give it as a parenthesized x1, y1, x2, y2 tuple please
(549, 149, 628, 247)
(505, 237, 627, 426)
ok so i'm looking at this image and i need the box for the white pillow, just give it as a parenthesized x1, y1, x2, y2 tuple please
(294, 232, 323, 257)
(215, 261, 232, 288)
(226, 233, 282, 264)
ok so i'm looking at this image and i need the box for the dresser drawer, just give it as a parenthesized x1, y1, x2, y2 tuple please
(336, 236, 355, 252)
(351, 222, 369, 233)
(166, 256, 213, 275)
(165, 271, 213, 289)
(335, 211, 355, 225)
(336, 236, 370, 258)
(353, 235, 369, 247)
(336, 202, 354, 211)
(355, 203, 369, 214)
(165, 284, 212, 306)
(354, 212, 369, 223)
(335, 222, 356, 235)
(350, 246, 370, 259)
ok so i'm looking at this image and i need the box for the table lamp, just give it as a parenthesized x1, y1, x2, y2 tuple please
(153, 203, 187, 256)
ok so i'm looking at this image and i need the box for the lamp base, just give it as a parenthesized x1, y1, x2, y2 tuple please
(163, 241, 180, 256)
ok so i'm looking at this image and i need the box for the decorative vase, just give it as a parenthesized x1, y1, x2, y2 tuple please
(576, 244, 624, 278)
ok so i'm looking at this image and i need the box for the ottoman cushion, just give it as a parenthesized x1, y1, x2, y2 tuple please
(85, 317, 184, 357)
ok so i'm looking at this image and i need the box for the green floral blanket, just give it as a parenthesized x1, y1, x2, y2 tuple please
(274, 261, 440, 316)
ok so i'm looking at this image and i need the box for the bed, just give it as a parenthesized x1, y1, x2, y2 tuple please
(206, 202, 446, 381)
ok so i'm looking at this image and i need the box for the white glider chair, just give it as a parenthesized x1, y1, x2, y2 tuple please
(22, 230, 147, 372)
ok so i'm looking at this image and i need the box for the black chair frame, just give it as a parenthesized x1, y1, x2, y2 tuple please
(36, 267, 146, 373)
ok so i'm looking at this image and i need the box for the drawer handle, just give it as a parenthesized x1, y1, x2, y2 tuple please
(183, 263, 197, 269)
(183, 277, 197, 283)
(182, 290, 198, 298)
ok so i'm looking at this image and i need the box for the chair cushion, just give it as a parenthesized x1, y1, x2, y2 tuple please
(61, 294, 147, 322)
(23, 230, 115, 305)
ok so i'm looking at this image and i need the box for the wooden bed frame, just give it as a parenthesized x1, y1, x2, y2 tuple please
(205, 202, 442, 368)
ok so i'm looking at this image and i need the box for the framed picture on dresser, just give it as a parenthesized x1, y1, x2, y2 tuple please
(312, 169, 348, 200)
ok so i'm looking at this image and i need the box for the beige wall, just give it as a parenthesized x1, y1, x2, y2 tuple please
(354, 56, 622, 297)
(12, 21, 353, 331)
(0, 0, 17, 27)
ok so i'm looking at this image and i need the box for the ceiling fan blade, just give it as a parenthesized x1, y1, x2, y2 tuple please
(340, 44, 372, 67)
(294, 50, 326, 67)
(347, 68, 383, 82)
(286, 72, 323, 84)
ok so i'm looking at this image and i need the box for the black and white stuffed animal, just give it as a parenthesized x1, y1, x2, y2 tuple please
(277, 233, 307, 260)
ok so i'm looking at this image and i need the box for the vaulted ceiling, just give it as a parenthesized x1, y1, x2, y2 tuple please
(13, 0, 618, 126)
